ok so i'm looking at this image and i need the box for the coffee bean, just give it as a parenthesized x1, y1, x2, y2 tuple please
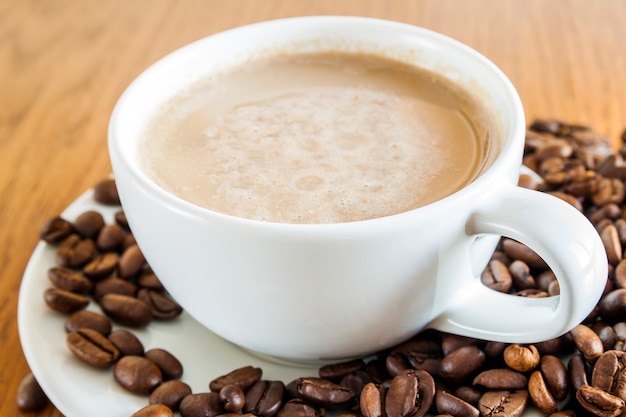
(319, 359, 365, 381)
(83, 252, 119, 280)
(503, 344, 540, 372)
(501, 238, 548, 269)
(114, 355, 162, 394)
(44, 287, 89, 314)
(145, 348, 183, 381)
(16, 372, 49, 412)
(94, 276, 138, 301)
(64, 310, 112, 335)
(472, 368, 528, 390)
(55, 234, 96, 268)
(93, 178, 120, 205)
(179, 392, 223, 417)
(591, 350, 626, 401)
(150, 380, 192, 411)
(244, 380, 285, 417)
(570, 324, 604, 364)
(453, 386, 482, 406)
(509, 260, 535, 290)
(96, 223, 125, 252)
(295, 377, 354, 409)
(441, 334, 480, 357)
(48, 266, 92, 293)
(341, 371, 373, 402)
(406, 351, 441, 376)
(599, 289, 626, 320)
(137, 288, 183, 320)
(528, 370, 558, 414)
(385, 370, 434, 417)
(99, 293, 152, 327)
(593, 321, 618, 351)
(66, 328, 120, 368)
(435, 391, 479, 417)
(439, 345, 485, 383)
(360, 382, 385, 417)
(568, 353, 590, 392)
(277, 399, 323, 417)
(539, 355, 568, 401)
(480, 259, 512, 293)
(132, 403, 175, 417)
(40, 216, 74, 243)
(576, 384, 625, 417)
(220, 384, 245, 413)
(137, 269, 166, 291)
(477, 390, 528, 417)
(115, 210, 129, 229)
(73, 210, 105, 238)
(108, 329, 145, 357)
(119, 244, 147, 278)
(386, 351, 412, 377)
(209, 366, 262, 392)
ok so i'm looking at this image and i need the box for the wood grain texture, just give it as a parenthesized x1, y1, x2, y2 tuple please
(1, 1, 625, 415)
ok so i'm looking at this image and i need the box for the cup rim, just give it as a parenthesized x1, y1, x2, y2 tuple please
(108, 15, 526, 230)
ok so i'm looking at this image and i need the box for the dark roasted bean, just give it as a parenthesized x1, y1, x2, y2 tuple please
(137, 269, 166, 291)
(180, 392, 223, 417)
(539, 355, 568, 401)
(439, 346, 485, 383)
(40, 216, 74, 243)
(73, 210, 105, 238)
(319, 359, 365, 381)
(570, 324, 604, 364)
(99, 293, 152, 327)
(66, 328, 120, 368)
(591, 350, 626, 400)
(568, 353, 589, 392)
(64, 310, 112, 335)
(277, 399, 323, 417)
(472, 368, 528, 390)
(209, 366, 263, 392)
(94, 276, 137, 301)
(244, 380, 285, 417)
(96, 223, 125, 252)
(501, 238, 547, 269)
(599, 289, 626, 320)
(48, 266, 92, 293)
(108, 329, 145, 357)
(132, 403, 175, 417)
(576, 384, 624, 417)
(44, 287, 89, 313)
(83, 252, 119, 280)
(150, 380, 192, 411)
(93, 178, 120, 205)
(220, 384, 245, 413)
(435, 391, 479, 417)
(477, 390, 528, 417)
(295, 377, 354, 409)
(114, 355, 162, 394)
(119, 244, 147, 278)
(145, 348, 183, 381)
(55, 234, 96, 268)
(137, 288, 183, 320)
(385, 370, 434, 417)
(16, 373, 49, 412)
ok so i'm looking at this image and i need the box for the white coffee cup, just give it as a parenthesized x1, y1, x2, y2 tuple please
(108, 16, 607, 361)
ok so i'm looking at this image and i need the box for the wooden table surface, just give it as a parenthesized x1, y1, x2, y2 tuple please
(1, 1, 625, 415)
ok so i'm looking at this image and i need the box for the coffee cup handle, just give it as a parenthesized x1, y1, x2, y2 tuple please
(429, 185, 607, 342)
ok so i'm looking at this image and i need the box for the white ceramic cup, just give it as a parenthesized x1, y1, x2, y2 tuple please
(109, 16, 607, 362)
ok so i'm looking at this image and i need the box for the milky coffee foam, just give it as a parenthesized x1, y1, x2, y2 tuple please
(139, 52, 493, 223)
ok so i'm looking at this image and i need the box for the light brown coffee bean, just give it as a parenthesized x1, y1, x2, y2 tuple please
(137, 288, 183, 320)
(435, 391, 479, 417)
(480, 259, 512, 293)
(137, 269, 165, 291)
(47, 266, 92, 293)
(83, 252, 119, 280)
(44, 287, 89, 314)
(180, 392, 223, 417)
(360, 382, 385, 417)
(501, 238, 548, 269)
(602, 223, 623, 265)
(503, 344, 540, 372)
(209, 366, 263, 392)
(570, 323, 603, 364)
(99, 293, 152, 327)
(94, 276, 138, 301)
(108, 329, 145, 357)
(119, 244, 147, 278)
(40, 216, 74, 243)
(145, 348, 183, 381)
(591, 350, 626, 401)
(16, 372, 49, 412)
(66, 328, 120, 368)
(477, 390, 528, 417)
(528, 370, 558, 414)
(132, 403, 175, 417)
(509, 260, 535, 289)
(150, 380, 192, 411)
(64, 310, 112, 335)
(576, 384, 625, 417)
(114, 355, 162, 394)
(73, 210, 105, 238)
(93, 178, 120, 206)
(96, 223, 126, 252)
(472, 368, 528, 390)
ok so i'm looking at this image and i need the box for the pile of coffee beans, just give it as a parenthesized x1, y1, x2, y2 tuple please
(19, 120, 626, 417)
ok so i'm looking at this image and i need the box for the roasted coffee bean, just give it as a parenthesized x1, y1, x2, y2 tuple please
(137, 288, 183, 320)
(179, 392, 223, 417)
(220, 384, 246, 412)
(454, 386, 482, 406)
(145, 348, 183, 380)
(319, 359, 365, 381)
(83, 252, 119, 280)
(40, 216, 74, 243)
(360, 382, 385, 417)
(503, 344, 540, 372)
(119, 244, 147, 278)
(539, 355, 568, 401)
(277, 399, 323, 417)
(435, 391, 479, 417)
(477, 390, 528, 417)
(385, 370, 435, 417)
(93, 178, 120, 205)
(509, 260, 535, 290)
(150, 380, 192, 411)
(601, 223, 623, 265)
(94, 276, 138, 301)
(341, 370, 373, 400)
(614, 260, 626, 289)
(16, 372, 49, 412)
(546, 191, 584, 211)
(591, 350, 626, 400)
(364, 358, 389, 383)
(568, 353, 590, 392)
(99, 293, 152, 327)
(441, 334, 480, 356)
(123, 232, 137, 249)
(108, 329, 145, 357)
(132, 403, 175, 417)
(64, 310, 112, 335)
(613, 322, 626, 350)
(44, 287, 89, 313)
(592, 321, 618, 351)
(501, 238, 547, 269)
(73, 210, 105, 238)
(480, 259, 512, 293)
(48, 266, 92, 293)
(55, 234, 96, 268)
(244, 380, 285, 417)
(576, 384, 625, 417)
(439, 345, 485, 383)
(209, 366, 263, 392)
(472, 368, 528, 390)
(66, 328, 120, 368)
(484, 341, 507, 358)
(386, 351, 412, 377)
(137, 269, 166, 291)
(295, 377, 355, 409)
(406, 351, 441, 376)
(599, 289, 626, 320)
(570, 324, 603, 364)
(528, 370, 558, 414)
(115, 210, 129, 229)
(535, 337, 563, 355)
(114, 355, 162, 394)
(96, 223, 125, 252)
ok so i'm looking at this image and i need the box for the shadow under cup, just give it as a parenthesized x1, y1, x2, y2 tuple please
(108, 17, 604, 361)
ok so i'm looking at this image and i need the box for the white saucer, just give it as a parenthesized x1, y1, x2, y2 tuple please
(18, 188, 544, 417)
